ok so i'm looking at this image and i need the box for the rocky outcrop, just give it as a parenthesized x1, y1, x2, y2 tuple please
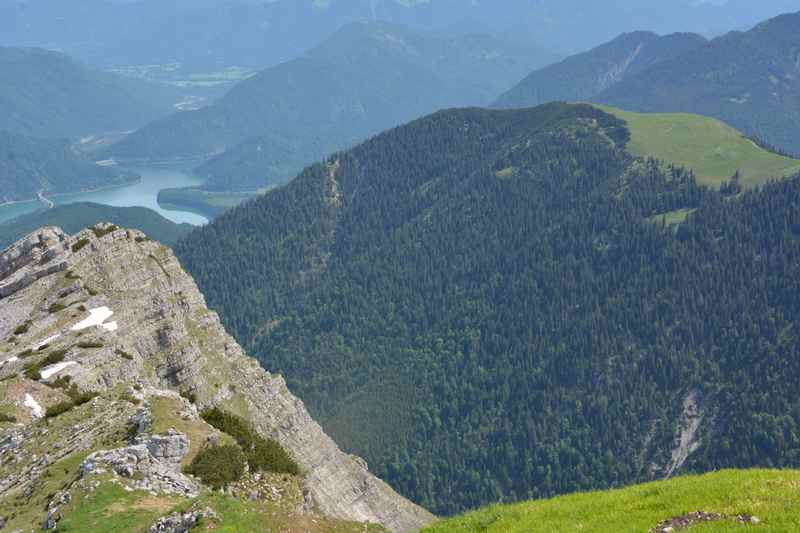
(0, 224, 433, 532)
(149, 507, 217, 533)
(664, 390, 704, 478)
(82, 431, 199, 497)
(0, 226, 69, 298)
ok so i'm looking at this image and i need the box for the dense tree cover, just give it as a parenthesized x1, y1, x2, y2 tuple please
(0, 133, 136, 203)
(0, 203, 192, 249)
(175, 103, 800, 515)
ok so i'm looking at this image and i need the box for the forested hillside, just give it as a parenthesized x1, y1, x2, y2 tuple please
(105, 21, 555, 190)
(0, 132, 135, 203)
(0, 47, 177, 139)
(494, 31, 707, 108)
(176, 103, 800, 514)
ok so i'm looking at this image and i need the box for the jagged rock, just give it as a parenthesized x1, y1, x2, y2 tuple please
(82, 433, 198, 497)
(0, 225, 433, 532)
(149, 507, 217, 533)
(0, 227, 68, 299)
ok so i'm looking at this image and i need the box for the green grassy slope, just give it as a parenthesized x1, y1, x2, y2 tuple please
(426, 470, 800, 532)
(597, 105, 800, 188)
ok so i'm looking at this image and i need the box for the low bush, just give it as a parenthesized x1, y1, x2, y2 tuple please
(71, 239, 90, 253)
(23, 365, 41, 380)
(43, 385, 97, 419)
(18, 349, 33, 358)
(13, 322, 30, 335)
(185, 445, 246, 489)
(77, 341, 104, 349)
(0, 413, 16, 423)
(180, 389, 197, 404)
(248, 438, 300, 475)
(48, 303, 67, 314)
(200, 407, 300, 475)
(41, 351, 67, 366)
(24, 351, 67, 381)
(115, 349, 134, 360)
(48, 375, 72, 390)
(90, 225, 118, 238)
(45, 401, 75, 419)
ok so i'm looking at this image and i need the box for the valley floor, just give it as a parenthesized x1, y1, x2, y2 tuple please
(425, 470, 800, 532)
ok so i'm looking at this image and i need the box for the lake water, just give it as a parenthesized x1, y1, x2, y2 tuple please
(0, 166, 208, 225)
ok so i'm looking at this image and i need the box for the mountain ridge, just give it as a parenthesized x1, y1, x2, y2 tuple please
(0, 224, 433, 531)
(0, 46, 178, 139)
(494, 31, 708, 109)
(174, 102, 800, 514)
(103, 21, 558, 191)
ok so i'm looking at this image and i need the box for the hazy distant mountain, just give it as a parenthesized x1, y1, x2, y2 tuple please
(497, 11, 800, 157)
(495, 32, 708, 109)
(0, 47, 178, 138)
(597, 11, 800, 156)
(1, 0, 796, 69)
(0, 131, 135, 203)
(106, 21, 557, 190)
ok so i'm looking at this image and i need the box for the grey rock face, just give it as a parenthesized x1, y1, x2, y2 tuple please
(0, 224, 433, 532)
(82, 433, 198, 497)
(149, 507, 217, 533)
(0, 227, 69, 298)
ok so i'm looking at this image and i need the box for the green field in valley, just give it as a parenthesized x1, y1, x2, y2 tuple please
(426, 470, 800, 532)
(597, 105, 800, 188)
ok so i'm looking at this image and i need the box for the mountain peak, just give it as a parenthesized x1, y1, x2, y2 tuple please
(0, 223, 433, 532)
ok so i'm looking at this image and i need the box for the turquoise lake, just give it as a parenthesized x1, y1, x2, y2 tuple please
(0, 166, 207, 225)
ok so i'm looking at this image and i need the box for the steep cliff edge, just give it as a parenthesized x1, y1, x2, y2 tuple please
(0, 224, 433, 532)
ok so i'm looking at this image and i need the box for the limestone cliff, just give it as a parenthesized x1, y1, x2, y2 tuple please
(0, 224, 433, 532)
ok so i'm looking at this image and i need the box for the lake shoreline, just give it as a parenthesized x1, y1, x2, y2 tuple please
(0, 167, 207, 225)
(0, 175, 142, 209)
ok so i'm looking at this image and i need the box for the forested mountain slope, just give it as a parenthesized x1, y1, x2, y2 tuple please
(0, 132, 135, 203)
(0, 47, 177, 139)
(105, 22, 555, 190)
(597, 11, 800, 156)
(494, 31, 707, 109)
(176, 102, 800, 514)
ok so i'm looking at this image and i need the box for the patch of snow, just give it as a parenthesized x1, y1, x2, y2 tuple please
(36, 334, 61, 349)
(40, 361, 78, 380)
(0, 356, 19, 367)
(95, 159, 117, 167)
(71, 307, 114, 331)
(102, 321, 119, 332)
(24, 394, 44, 419)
